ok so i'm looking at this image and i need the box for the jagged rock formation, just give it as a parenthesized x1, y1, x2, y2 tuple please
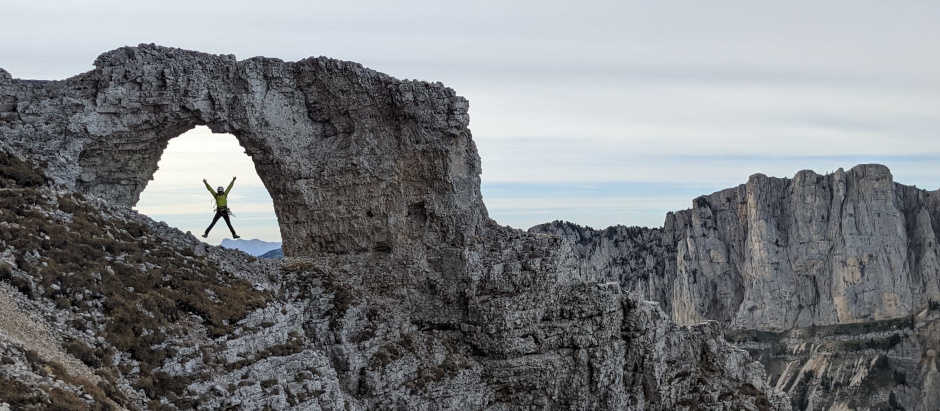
(532, 166, 940, 331)
(0, 149, 788, 409)
(532, 166, 940, 410)
(0, 46, 788, 410)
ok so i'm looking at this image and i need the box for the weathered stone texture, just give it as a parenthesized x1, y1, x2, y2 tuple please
(0, 46, 788, 410)
(727, 305, 940, 410)
(0, 44, 485, 258)
(533, 165, 940, 331)
(532, 166, 940, 409)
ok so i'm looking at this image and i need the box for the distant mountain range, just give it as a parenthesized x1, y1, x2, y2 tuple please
(219, 238, 281, 256)
(259, 248, 283, 259)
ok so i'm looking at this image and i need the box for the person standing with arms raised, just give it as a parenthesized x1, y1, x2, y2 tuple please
(202, 176, 240, 239)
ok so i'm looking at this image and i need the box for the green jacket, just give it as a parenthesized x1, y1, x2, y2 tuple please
(205, 178, 235, 208)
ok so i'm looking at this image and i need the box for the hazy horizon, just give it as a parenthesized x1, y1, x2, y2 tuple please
(135, 126, 937, 244)
(135, 127, 281, 244)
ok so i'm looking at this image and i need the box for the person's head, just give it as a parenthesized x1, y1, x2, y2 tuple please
(217, 186, 224, 194)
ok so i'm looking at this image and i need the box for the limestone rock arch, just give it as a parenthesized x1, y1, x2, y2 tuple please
(0, 44, 487, 256)
(0, 45, 796, 409)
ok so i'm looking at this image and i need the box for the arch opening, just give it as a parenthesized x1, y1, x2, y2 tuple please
(10, 45, 487, 258)
(135, 126, 283, 254)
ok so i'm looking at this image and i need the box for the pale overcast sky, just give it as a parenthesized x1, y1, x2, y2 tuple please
(3, 1, 939, 242)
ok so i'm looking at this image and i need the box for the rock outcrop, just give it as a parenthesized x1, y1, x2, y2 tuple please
(0, 44, 484, 258)
(532, 166, 940, 331)
(532, 166, 940, 410)
(0, 46, 788, 410)
(727, 305, 940, 410)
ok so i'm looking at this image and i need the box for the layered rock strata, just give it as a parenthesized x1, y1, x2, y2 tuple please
(727, 305, 940, 410)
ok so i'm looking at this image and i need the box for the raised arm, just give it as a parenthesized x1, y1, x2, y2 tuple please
(203, 179, 215, 194)
(225, 176, 236, 195)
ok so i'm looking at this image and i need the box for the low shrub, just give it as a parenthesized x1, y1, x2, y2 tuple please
(0, 150, 46, 188)
(0, 157, 273, 407)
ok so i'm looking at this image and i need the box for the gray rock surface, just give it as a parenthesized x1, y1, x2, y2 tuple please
(0, 46, 788, 410)
(727, 305, 940, 410)
(532, 166, 940, 409)
(0, 173, 789, 410)
(0, 44, 485, 258)
(532, 166, 940, 331)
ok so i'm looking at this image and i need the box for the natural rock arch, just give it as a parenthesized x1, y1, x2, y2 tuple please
(0, 44, 487, 257)
(0, 45, 797, 409)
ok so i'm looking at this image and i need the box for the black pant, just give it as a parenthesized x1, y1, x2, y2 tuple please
(205, 207, 237, 237)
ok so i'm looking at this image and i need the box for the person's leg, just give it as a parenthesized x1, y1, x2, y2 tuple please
(204, 211, 222, 237)
(222, 211, 238, 238)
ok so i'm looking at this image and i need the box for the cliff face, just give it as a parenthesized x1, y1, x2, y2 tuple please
(534, 166, 940, 331)
(0, 46, 788, 410)
(726, 307, 940, 411)
(673, 166, 939, 331)
(532, 166, 940, 410)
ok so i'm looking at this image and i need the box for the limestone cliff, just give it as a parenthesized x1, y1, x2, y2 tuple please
(0, 46, 788, 410)
(532, 166, 940, 409)
(726, 306, 940, 410)
(532, 166, 940, 331)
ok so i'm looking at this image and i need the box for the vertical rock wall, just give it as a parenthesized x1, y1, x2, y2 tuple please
(531, 165, 940, 409)
(533, 165, 940, 331)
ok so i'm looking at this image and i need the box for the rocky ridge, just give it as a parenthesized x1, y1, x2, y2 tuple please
(0, 150, 787, 409)
(0, 46, 788, 410)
